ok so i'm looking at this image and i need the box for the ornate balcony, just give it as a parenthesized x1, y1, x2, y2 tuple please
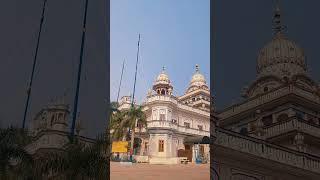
(147, 120, 209, 136)
(214, 128, 320, 173)
(262, 117, 320, 139)
(144, 95, 209, 117)
(219, 85, 320, 119)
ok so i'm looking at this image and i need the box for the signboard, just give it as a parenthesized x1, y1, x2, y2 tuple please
(112, 141, 129, 153)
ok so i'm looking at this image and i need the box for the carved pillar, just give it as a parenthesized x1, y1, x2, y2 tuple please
(294, 132, 306, 152)
(140, 139, 144, 156)
(272, 113, 277, 123)
(254, 118, 264, 138)
(253, 110, 265, 139)
(192, 145, 196, 163)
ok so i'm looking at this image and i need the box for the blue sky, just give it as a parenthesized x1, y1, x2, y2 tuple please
(111, 0, 210, 103)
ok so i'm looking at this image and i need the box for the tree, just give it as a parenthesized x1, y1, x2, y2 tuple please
(110, 110, 127, 141)
(34, 134, 109, 179)
(0, 127, 33, 179)
(0, 126, 109, 179)
(110, 101, 119, 113)
(122, 106, 146, 155)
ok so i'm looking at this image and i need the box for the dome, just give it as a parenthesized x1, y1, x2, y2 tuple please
(190, 72, 206, 86)
(257, 33, 307, 78)
(256, 2, 307, 79)
(155, 67, 170, 84)
(186, 64, 208, 93)
(153, 67, 173, 95)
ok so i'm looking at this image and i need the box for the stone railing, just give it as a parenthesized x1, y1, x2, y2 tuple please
(177, 103, 210, 116)
(145, 95, 209, 117)
(147, 120, 209, 136)
(215, 128, 320, 173)
(263, 117, 320, 138)
(219, 85, 320, 118)
(147, 120, 178, 129)
(145, 95, 178, 104)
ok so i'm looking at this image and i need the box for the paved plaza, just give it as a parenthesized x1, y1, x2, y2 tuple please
(110, 162, 210, 180)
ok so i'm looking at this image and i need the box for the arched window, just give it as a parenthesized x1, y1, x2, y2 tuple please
(58, 113, 63, 121)
(157, 90, 160, 94)
(277, 113, 289, 122)
(159, 140, 164, 152)
(262, 115, 273, 126)
(161, 89, 165, 95)
(263, 86, 269, 92)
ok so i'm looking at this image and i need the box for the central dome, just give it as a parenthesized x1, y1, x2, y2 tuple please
(257, 33, 307, 78)
(256, 2, 307, 79)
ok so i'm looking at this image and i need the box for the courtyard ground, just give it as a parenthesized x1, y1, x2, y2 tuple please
(110, 162, 210, 180)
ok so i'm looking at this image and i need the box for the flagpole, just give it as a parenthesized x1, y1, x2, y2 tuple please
(116, 59, 125, 104)
(131, 34, 140, 107)
(70, 0, 89, 139)
(127, 34, 141, 161)
(22, 0, 48, 129)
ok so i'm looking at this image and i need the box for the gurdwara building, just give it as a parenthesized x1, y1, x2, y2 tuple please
(117, 65, 210, 164)
(212, 3, 320, 179)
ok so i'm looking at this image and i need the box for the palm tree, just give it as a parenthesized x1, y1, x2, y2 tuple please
(34, 134, 109, 179)
(122, 106, 146, 156)
(110, 110, 127, 141)
(110, 101, 119, 113)
(0, 127, 34, 179)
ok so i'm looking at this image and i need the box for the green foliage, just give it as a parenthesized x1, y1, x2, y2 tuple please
(110, 105, 147, 140)
(0, 126, 110, 180)
(35, 134, 109, 179)
(0, 126, 33, 179)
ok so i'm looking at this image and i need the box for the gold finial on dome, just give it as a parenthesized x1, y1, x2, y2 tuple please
(195, 64, 199, 72)
(273, 0, 286, 35)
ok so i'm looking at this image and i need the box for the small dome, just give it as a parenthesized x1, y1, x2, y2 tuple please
(153, 67, 173, 95)
(155, 67, 170, 84)
(190, 64, 206, 86)
(186, 65, 208, 93)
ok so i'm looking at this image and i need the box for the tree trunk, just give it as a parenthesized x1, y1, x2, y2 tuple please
(130, 127, 135, 155)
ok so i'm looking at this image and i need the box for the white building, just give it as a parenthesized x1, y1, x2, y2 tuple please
(212, 3, 320, 179)
(117, 65, 210, 164)
(26, 97, 94, 155)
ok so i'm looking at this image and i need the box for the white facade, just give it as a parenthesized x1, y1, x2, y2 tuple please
(118, 65, 210, 164)
(212, 3, 320, 179)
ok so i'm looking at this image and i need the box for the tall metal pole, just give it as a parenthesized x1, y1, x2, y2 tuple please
(70, 0, 89, 139)
(22, 0, 48, 129)
(116, 59, 125, 103)
(131, 34, 140, 107)
(128, 34, 141, 161)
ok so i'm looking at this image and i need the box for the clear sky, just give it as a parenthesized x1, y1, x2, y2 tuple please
(111, 0, 210, 103)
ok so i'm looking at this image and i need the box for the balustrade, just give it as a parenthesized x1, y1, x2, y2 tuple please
(215, 128, 320, 173)
(263, 117, 320, 138)
(219, 85, 320, 118)
(147, 120, 209, 136)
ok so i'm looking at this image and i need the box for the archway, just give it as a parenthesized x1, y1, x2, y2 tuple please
(133, 138, 142, 155)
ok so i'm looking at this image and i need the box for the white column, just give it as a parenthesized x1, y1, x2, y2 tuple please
(140, 139, 144, 156)
(192, 145, 196, 163)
